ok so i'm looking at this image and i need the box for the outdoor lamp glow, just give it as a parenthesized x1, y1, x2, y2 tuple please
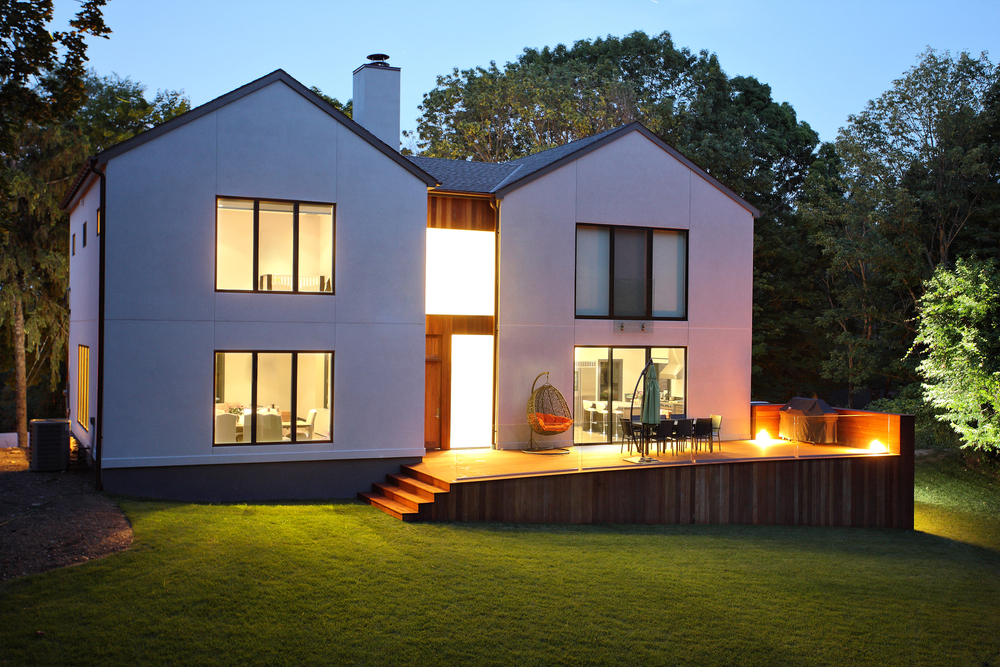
(870, 439, 888, 453)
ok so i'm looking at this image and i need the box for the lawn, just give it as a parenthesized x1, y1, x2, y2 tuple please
(2, 455, 999, 666)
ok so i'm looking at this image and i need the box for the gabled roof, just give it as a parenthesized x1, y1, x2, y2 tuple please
(407, 123, 759, 217)
(62, 69, 438, 209)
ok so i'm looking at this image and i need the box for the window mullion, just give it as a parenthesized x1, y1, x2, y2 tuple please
(292, 202, 300, 293)
(252, 200, 260, 292)
(250, 353, 258, 443)
(646, 229, 654, 318)
(290, 352, 298, 443)
(608, 227, 615, 317)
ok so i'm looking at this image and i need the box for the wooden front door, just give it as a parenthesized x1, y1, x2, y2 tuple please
(425, 334, 445, 450)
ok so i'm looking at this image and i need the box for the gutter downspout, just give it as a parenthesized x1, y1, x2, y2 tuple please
(490, 197, 500, 450)
(86, 158, 106, 491)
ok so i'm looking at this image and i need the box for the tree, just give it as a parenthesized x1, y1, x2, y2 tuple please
(914, 257, 1000, 451)
(801, 49, 999, 406)
(1, 0, 109, 448)
(0, 71, 191, 439)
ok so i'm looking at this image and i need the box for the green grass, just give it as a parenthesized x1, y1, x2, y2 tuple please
(2, 456, 999, 667)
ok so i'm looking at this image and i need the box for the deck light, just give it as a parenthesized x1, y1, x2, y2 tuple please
(755, 430, 771, 445)
(870, 439, 887, 453)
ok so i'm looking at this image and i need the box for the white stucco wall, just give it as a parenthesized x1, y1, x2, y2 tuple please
(67, 180, 101, 448)
(496, 130, 754, 448)
(93, 80, 426, 470)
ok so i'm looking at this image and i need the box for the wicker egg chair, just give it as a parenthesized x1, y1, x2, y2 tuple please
(524, 372, 573, 453)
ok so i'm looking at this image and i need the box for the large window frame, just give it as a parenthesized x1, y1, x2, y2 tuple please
(213, 350, 333, 446)
(215, 196, 336, 295)
(575, 224, 688, 320)
(573, 346, 687, 444)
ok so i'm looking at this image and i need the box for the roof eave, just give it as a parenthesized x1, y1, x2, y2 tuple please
(86, 69, 438, 187)
(493, 122, 761, 218)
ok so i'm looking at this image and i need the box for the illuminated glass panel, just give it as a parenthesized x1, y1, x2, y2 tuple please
(298, 205, 334, 292)
(77, 345, 89, 430)
(217, 199, 254, 290)
(450, 335, 494, 448)
(426, 228, 495, 316)
(258, 202, 294, 292)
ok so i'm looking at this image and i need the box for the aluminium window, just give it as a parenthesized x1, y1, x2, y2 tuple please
(575, 224, 687, 319)
(213, 351, 332, 445)
(216, 197, 334, 293)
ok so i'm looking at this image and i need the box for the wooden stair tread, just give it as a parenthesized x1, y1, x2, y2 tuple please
(401, 465, 451, 491)
(358, 492, 419, 521)
(388, 473, 448, 499)
(373, 482, 433, 510)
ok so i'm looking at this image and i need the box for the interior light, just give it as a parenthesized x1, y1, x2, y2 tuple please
(426, 228, 495, 316)
(870, 439, 887, 453)
(450, 335, 494, 448)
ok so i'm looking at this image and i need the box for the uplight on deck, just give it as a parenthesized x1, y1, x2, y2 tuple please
(869, 439, 888, 453)
(755, 430, 772, 447)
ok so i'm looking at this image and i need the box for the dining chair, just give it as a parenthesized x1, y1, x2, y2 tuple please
(693, 418, 713, 452)
(257, 413, 286, 442)
(620, 417, 640, 454)
(296, 408, 318, 441)
(215, 413, 238, 444)
(653, 419, 673, 455)
(672, 419, 693, 454)
(710, 414, 723, 451)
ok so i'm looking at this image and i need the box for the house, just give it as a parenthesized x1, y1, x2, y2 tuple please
(64, 56, 758, 502)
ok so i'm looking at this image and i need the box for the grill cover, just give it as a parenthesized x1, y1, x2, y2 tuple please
(778, 398, 838, 443)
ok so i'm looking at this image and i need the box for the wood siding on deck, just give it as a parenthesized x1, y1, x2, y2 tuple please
(423, 452, 913, 528)
(421, 412, 914, 527)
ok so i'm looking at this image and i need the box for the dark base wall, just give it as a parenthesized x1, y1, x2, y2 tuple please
(102, 457, 423, 502)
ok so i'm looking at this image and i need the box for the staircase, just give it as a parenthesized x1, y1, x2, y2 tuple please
(358, 465, 450, 521)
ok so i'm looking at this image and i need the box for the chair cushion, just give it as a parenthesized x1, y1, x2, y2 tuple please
(534, 413, 573, 432)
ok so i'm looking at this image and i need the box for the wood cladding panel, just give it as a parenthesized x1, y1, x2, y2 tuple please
(427, 449, 913, 528)
(428, 195, 495, 231)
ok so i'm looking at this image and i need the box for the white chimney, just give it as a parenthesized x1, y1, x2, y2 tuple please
(352, 54, 400, 149)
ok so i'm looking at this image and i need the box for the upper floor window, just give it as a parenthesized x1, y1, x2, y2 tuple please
(575, 224, 687, 319)
(216, 198, 334, 293)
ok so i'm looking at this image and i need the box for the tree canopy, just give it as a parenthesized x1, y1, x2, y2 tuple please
(914, 258, 1000, 451)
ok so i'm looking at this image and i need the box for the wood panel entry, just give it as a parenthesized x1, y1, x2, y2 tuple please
(425, 335, 444, 450)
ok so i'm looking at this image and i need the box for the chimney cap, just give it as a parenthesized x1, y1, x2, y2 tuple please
(367, 53, 390, 66)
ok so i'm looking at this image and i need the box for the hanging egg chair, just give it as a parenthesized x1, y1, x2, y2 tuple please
(524, 371, 573, 454)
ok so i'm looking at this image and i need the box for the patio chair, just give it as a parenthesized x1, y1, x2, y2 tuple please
(710, 414, 723, 451)
(693, 418, 713, 452)
(653, 419, 674, 455)
(620, 417, 641, 454)
(672, 419, 693, 454)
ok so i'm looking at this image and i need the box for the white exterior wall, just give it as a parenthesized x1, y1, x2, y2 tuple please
(67, 180, 101, 448)
(496, 131, 754, 448)
(97, 80, 426, 470)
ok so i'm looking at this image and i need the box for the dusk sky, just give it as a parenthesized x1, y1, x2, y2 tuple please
(52, 0, 999, 149)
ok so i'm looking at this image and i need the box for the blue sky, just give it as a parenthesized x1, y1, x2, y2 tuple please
(53, 0, 999, 148)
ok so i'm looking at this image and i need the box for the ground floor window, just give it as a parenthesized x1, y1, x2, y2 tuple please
(213, 351, 332, 445)
(573, 346, 686, 444)
(77, 345, 90, 431)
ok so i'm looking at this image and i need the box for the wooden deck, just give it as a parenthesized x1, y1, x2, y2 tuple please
(358, 409, 915, 528)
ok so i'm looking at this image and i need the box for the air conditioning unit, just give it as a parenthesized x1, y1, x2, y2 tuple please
(29, 419, 70, 472)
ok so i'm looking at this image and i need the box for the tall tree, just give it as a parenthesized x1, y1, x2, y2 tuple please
(1, 0, 109, 448)
(801, 49, 999, 405)
(914, 257, 1000, 452)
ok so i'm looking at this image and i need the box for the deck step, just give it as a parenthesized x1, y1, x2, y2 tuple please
(388, 473, 449, 500)
(373, 482, 433, 512)
(401, 465, 451, 491)
(358, 491, 420, 521)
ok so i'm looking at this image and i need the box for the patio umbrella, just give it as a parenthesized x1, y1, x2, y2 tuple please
(641, 368, 661, 427)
